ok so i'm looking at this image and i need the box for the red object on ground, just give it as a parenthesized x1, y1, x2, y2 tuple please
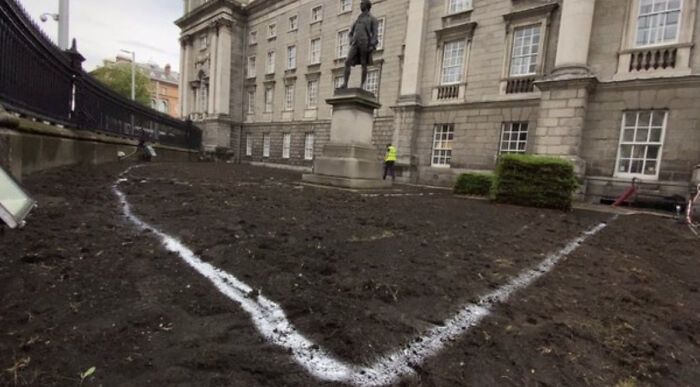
(612, 179, 637, 207)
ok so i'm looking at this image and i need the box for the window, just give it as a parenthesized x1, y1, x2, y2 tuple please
(334, 75, 345, 89)
(307, 80, 319, 108)
(268, 23, 277, 39)
(161, 100, 169, 113)
(284, 84, 295, 110)
(247, 56, 256, 78)
(267, 51, 276, 74)
(441, 40, 466, 85)
(246, 134, 253, 156)
(363, 69, 380, 95)
(448, 0, 472, 14)
(304, 133, 315, 160)
(431, 124, 454, 167)
(500, 122, 528, 153)
(616, 110, 666, 178)
(311, 6, 323, 23)
(249, 30, 257, 45)
(263, 133, 271, 158)
(287, 45, 297, 70)
(340, 0, 352, 13)
(289, 15, 298, 31)
(510, 25, 541, 76)
(247, 89, 256, 114)
(636, 0, 682, 47)
(199, 34, 208, 50)
(376, 18, 385, 50)
(282, 133, 291, 159)
(198, 84, 209, 113)
(337, 29, 350, 58)
(310, 38, 322, 64)
(264, 86, 274, 113)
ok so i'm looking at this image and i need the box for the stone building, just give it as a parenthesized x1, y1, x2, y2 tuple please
(105, 55, 181, 117)
(176, 0, 700, 201)
(142, 63, 180, 118)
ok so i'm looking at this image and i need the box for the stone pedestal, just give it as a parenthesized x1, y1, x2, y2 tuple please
(303, 89, 391, 189)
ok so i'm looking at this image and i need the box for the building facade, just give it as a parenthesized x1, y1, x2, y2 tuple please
(177, 0, 700, 201)
(106, 55, 181, 118)
(143, 63, 181, 118)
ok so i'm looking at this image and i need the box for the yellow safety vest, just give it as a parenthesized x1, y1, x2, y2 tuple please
(385, 146, 397, 162)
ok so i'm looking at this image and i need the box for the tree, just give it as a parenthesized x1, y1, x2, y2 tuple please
(90, 63, 152, 106)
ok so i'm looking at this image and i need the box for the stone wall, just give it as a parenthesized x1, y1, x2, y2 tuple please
(241, 120, 331, 166)
(583, 79, 700, 182)
(0, 119, 198, 181)
(413, 100, 540, 185)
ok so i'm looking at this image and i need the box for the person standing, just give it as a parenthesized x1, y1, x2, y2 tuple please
(384, 143, 397, 181)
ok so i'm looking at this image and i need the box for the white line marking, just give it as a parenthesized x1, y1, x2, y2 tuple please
(114, 167, 611, 386)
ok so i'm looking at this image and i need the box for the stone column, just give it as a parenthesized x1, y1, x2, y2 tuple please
(179, 35, 192, 118)
(398, 0, 429, 101)
(532, 0, 598, 180)
(391, 0, 428, 179)
(208, 25, 218, 116)
(214, 20, 232, 116)
(552, 0, 596, 77)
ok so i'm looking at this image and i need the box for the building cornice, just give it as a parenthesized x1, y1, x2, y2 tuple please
(502, 3, 559, 22)
(245, 0, 297, 15)
(597, 75, 700, 90)
(175, 0, 244, 28)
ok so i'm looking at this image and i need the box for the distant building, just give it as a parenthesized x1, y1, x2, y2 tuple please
(106, 54, 180, 118)
(176, 0, 700, 202)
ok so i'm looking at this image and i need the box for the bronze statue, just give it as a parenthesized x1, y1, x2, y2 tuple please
(341, 0, 378, 91)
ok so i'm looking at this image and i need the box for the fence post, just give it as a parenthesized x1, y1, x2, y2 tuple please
(64, 39, 85, 126)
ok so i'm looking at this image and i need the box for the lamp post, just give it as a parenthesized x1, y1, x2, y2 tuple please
(40, 0, 70, 50)
(120, 49, 136, 101)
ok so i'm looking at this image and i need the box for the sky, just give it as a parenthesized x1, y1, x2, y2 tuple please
(18, 0, 182, 71)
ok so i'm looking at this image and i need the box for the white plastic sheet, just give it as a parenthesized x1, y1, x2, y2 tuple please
(0, 167, 35, 229)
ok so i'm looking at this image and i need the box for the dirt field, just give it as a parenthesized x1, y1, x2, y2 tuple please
(1, 162, 698, 386)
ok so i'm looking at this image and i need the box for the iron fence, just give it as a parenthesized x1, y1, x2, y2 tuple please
(0, 0, 201, 150)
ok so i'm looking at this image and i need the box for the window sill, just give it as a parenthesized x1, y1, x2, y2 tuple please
(442, 9, 473, 20)
(613, 173, 660, 182)
(249, 42, 258, 47)
(288, 28, 298, 33)
(310, 20, 323, 26)
(267, 36, 277, 41)
(338, 10, 352, 16)
(430, 164, 452, 169)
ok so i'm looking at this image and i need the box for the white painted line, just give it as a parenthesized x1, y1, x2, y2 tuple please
(114, 167, 612, 386)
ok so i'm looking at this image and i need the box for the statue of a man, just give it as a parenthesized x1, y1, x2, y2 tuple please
(341, 0, 378, 91)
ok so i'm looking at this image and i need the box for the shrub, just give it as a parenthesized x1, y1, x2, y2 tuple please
(454, 173, 494, 196)
(492, 154, 578, 210)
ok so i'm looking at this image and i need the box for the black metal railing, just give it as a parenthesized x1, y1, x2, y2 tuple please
(0, 0, 201, 150)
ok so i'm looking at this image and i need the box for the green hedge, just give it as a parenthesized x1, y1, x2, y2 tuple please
(454, 173, 494, 196)
(492, 154, 578, 210)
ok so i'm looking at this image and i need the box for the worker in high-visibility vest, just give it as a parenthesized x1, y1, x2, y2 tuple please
(383, 143, 397, 182)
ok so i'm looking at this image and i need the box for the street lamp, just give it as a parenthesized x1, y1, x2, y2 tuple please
(39, 0, 70, 50)
(120, 49, 136, 101)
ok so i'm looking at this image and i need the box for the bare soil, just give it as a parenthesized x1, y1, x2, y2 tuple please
(0, 162, 698, 386)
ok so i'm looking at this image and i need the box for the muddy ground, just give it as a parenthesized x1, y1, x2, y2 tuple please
(0, 162, 698, 386)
